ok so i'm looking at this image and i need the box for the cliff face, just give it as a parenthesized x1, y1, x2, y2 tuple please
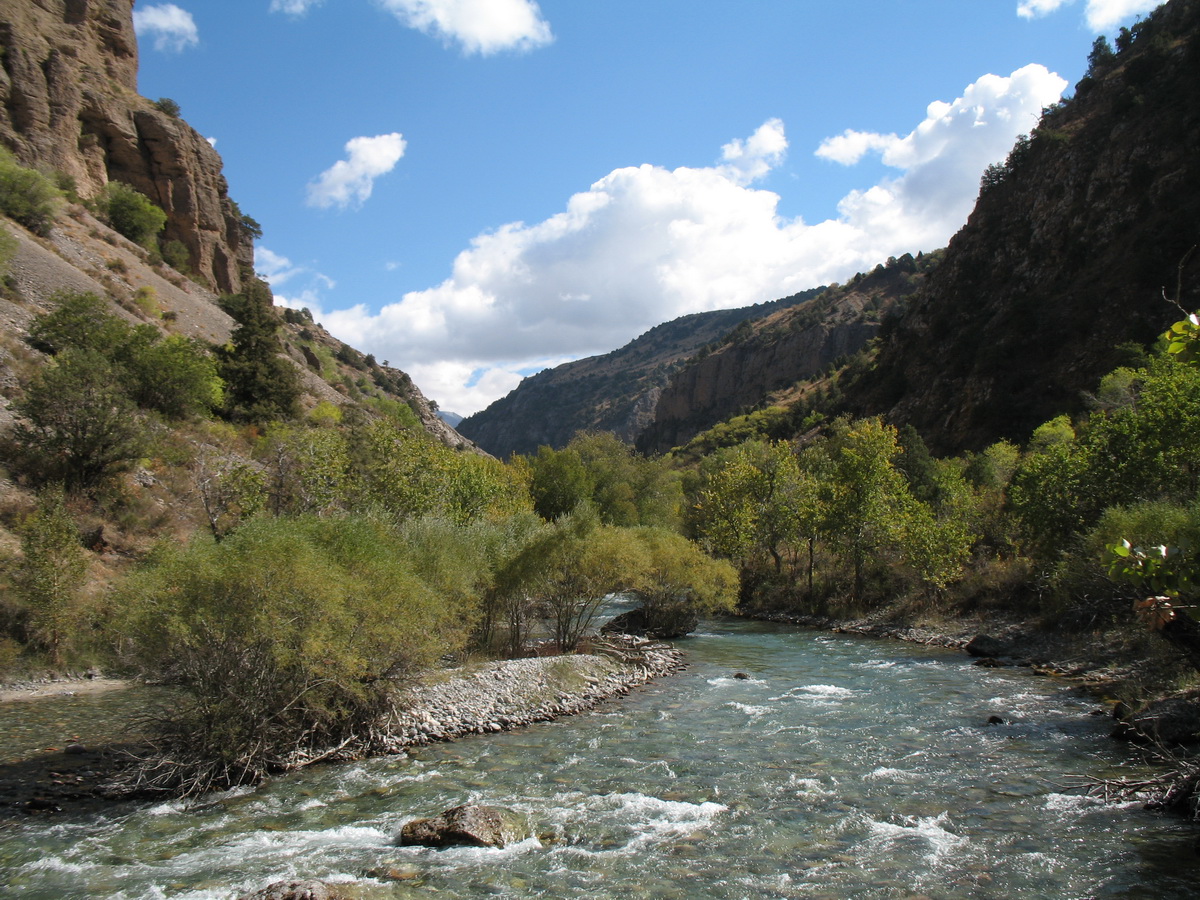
(457, 289, 822, 458)
(637, 256, 932, 454)
(0, 0, 251, 293)
(849, 0, 1200, 455)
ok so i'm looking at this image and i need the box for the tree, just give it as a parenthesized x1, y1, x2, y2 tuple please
(0, 147, 61, 235)
(15, 487, 87, 666)
(121, 334, 225, 419)
(498, 509, 643, 652)
(120, 516, 463, 792)
(628, 527, 737, 636)
(823, 418, 918, 600)
(8, 349, 146, 492)
(528, 444, 594, 522)
(218, 279, 301, 423)
(27, 290, 131, 356)
(99, 182, 167, 247)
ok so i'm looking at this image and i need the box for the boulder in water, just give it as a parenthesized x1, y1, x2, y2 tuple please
(965, 635, 1012, 658)
(398, 804, 530, 848)
(237, 881, 347, 900)
(602, 606, 698, 639)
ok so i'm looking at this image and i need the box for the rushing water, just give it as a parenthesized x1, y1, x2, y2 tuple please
(2, 618, 1199, 899)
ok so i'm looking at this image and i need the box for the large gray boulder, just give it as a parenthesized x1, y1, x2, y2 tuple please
(398, 804, 529, 849)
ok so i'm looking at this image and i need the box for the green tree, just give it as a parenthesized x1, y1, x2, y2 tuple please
(628, 527, 737, 636)
(120, 516, 462, 792)
(15, 487, 87, 666)
(122, 333, 225, 419)
(823, 418, 918, 600)
(499, 509, 643, 651)
(8, 349, 146, 492)
(528, 444, 594, 521)
(218, 279, 301, 423)
(99, 182, 167, 247)
(27, 290, 131, 356)
(0, 147, 61, 235)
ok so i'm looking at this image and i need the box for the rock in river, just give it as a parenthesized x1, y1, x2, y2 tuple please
(399, 804, 530, 848)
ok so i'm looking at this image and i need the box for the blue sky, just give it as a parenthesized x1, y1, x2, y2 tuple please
(132, 0, 1162, 415)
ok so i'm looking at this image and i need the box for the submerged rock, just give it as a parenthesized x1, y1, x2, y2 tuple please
(398, 804, 530, 849)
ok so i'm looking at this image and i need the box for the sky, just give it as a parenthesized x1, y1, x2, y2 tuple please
(131, 0, 1164, 416)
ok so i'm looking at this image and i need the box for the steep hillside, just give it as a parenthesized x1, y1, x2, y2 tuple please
(637, 254, 935, 454)
(847, 0, 1200, 455)
(1, 0, 252, 294)
(457, 288, 821, 457)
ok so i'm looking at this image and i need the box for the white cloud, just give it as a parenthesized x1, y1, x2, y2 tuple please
(374, 0, 553, 55)
(305, 65, 1066, 414)
(306, 133, 407, 210)
(132, 4, 199, 53)
(1017, 0, 1073, 19)
(1083, 0, 1161, 30)
(815, 129, 900, 166)
(270, 0, 324, 15)
(1016, 0, 1162, 30)
(719, 119, 788, 185)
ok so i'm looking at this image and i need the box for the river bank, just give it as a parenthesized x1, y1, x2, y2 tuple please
(0, 636, 685, 817)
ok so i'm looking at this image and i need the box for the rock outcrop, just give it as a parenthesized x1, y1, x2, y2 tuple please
(0, 0, 252, 293)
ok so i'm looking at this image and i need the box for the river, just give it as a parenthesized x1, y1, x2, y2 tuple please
(1, 618, 1198, 898)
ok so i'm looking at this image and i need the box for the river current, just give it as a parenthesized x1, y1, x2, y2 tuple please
(2, 618, 1199, 898)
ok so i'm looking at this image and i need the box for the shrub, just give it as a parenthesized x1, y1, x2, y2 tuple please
(7, 348, 146, 492)
(160, 238, 191, 272)
(153, 97, 181, 118)
(98, 181, 167, 247)
(119, 516, 462, 792)
(0, 148, 62, 235)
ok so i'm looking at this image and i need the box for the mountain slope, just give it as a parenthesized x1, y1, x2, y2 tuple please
(457, 289, 822, 457)
(637, 253, 934, 454)
(847, 0, 1200, 454)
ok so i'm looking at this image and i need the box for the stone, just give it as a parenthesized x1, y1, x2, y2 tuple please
(965, 635, 1012, 658)
(398, 804, 530, 849)
(1118, 697, 1200, 747)
(236, 881, 345, 900)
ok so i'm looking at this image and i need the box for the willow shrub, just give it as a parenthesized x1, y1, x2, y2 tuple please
(119, 515, 466, 792)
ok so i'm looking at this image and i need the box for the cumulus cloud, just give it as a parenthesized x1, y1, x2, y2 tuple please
(132, 3, 199, 53)
(270, 0, 324, 15)
(375, 0, 553, 55)
(1083, 0, 1161, 29)
(300, 65, 1065, 414)
(1017, 0, 1162, 30)
(306, 133, 407, 210)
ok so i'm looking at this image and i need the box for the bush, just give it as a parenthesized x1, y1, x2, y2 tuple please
(159, 238, 190, 272)
(7, 349, 146, 493)
(119, 516, 463, 792)
(98, 181, 166, 247)
(0, 148, 62, 235)
(153, 97, 181, 118)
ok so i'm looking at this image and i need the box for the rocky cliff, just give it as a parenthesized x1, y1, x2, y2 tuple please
(847, 0, 1200, 455)
(457, 289, 821, 457)
(0, 0, 252, 293)
(636, 255, 933, 454)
